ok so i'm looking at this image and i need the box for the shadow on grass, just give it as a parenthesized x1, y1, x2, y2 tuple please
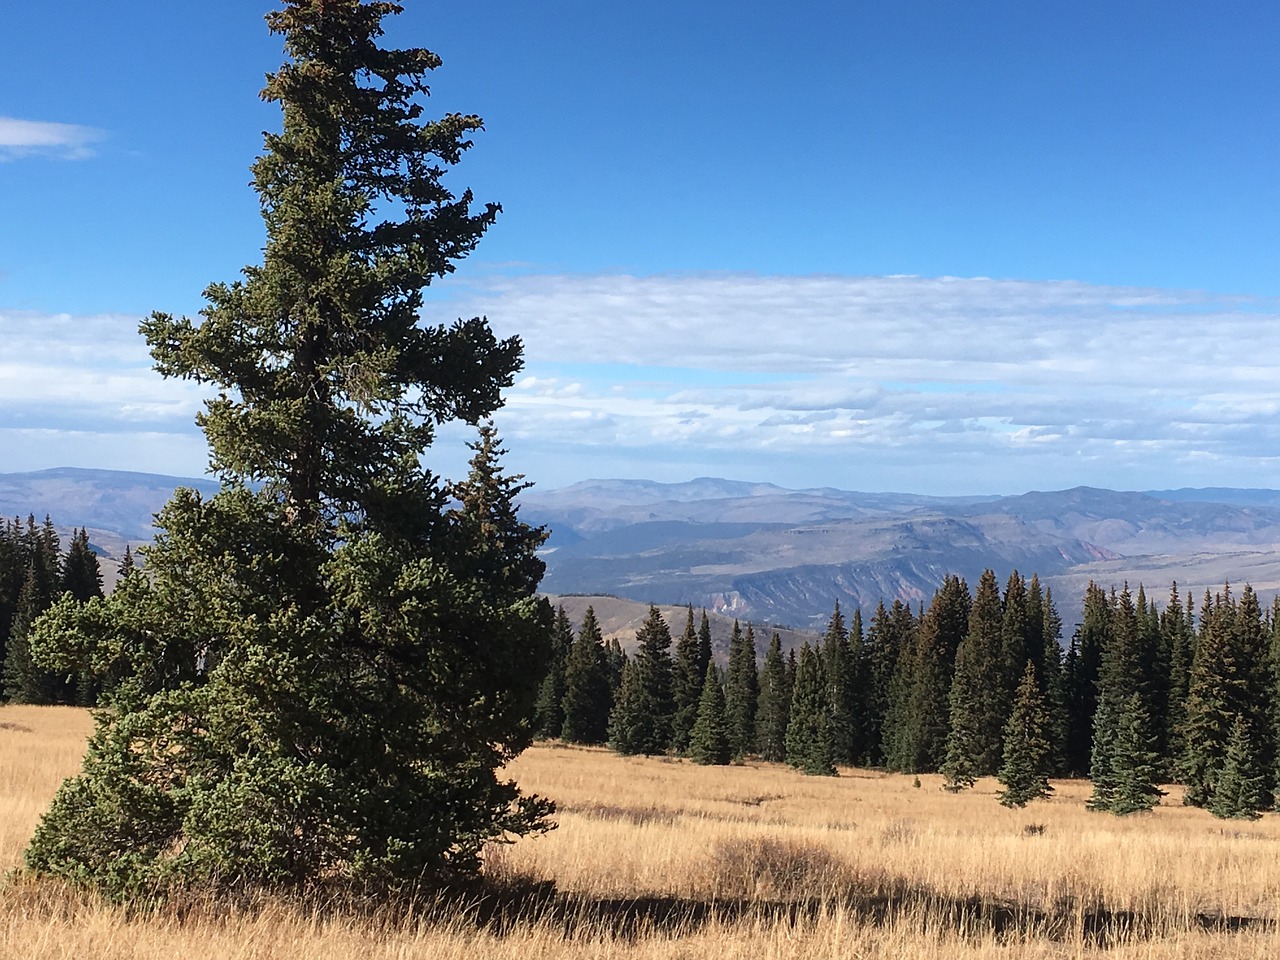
(455, 877, 1272, 947)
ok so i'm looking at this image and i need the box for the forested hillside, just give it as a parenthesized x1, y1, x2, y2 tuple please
(541, 570, 1280, 819)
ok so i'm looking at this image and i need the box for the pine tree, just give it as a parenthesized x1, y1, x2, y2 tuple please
(997, 661, 1053, 808)
(3, 528, 66, 705)
(942, 570, 1004, 785)
(820, 602, 854, 764)
(1179, 584, 1273, 814)
(561, 606, 611, 744)
(0, 518, 23, 685)
(1209, 716, 1267, 820)
(1162, 582, 1194, 767)
(1088, 583, 1165, 813)
(756, 632, 790, 762)
(998, 571, 1031, 722)
(888, 575, 970, 773)
(697, 609, 713, 679)
(688, 662, 731, 765)
(725, 620, 759, 758)
(1035, 582, 1070, 775)
(605, 636, 627, 696)
(1063, 582, 1109, 775)
(1089, 692, 1164, 814)
(607, 605, 674, 755)
(61, 529, 104, 603)
(608, 659, 645, 755)
(670, 606, 702, 754)
(786, 643, 834, 776)
(534, 606, 573, 738)
(25, 1, 551, 898)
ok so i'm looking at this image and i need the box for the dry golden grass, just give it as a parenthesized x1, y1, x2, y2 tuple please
(2, 705, 1278, 958)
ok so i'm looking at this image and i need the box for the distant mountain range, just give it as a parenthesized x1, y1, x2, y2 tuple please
(5, 467, 1280, 631)
(521, 478, 1280, 630)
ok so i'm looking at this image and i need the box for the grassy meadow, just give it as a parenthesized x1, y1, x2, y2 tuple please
(3, 704, 1279, 958)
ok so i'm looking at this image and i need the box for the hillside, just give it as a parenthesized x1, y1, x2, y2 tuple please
(8, 468, 1280, 628)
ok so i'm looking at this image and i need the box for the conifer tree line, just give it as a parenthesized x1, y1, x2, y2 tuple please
(0, 517, 108, 705)
(541, 572, 1280, 819)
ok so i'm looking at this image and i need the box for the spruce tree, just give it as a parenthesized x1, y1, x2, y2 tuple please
(3, 529, 66, 705)
(607, 606, 674, 755)
(1089, 692, 1164, 814)
(1162, 582, 1194, 767)
(942, 570, 1004, 784)
(725, 620, 759, 758)
(534, 606, 573, 738)
(605, 636, 627, 696)
(756, 632, 790, 762)
(997, 661, 1053, 808)
(1035, 582, 1070, 775)
(1063, 582, 1109, 775)
(0, 519, 22, 683)
(688, 662, 731, 765)
(61, 529, 104, 603)
(888, 575, 969, 773)
(670, 606, 702, 754)
(1209, 716, 1267, 820)
(25, 1, 552, 897)
(1179, 584, 1273, 814)
(608, 659, 645, 755)
(820, 602, 854, 764)
(786, 643, 834, 776)
(561, 606, 611, 744)
(697, 609, 713, 679)
(998, 571, 1031, 721)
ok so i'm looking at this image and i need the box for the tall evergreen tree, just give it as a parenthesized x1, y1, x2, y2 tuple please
(607, 606, 674, 755)
(1063, 582, 1109, 775)
(1162, 582, 1194, 767)
(1179, 584, 1273, 815)
(3, 527, 66, 705)
(997, 661, 1053, 808)
(863, 600, 912, 766)
(1209, 716, 1267, 820)
(819, 602, 855, 764)
(1089, 584, 1164, 812)
(605, 636, 627, 692)
(670, 606, 702, 754)
(725, 621, 759, 758)
(786, 643, 834, 776)
(534, 606, 573, 738)
(886, 575, 969, 773)
(688, 662, 731, 765)
(61, 529, 104, 603)
(942, 570, 1005, 784)
(1088, 692, 1164, 814)
(756, 632, 790, 763)
(998, 571, 1031, 722)
(561, 606, 611, 745)
(25, 1, 552, 898)
(697, 609, 713, 680)
(1035, 581, 1070, 775)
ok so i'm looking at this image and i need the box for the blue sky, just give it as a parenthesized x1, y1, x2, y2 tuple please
(4, 1, 1280, 494)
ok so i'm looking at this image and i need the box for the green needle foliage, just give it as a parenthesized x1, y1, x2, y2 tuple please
(688, 662, 731, 765)
(24, 0, 552, 899)
(1209, 716, 1267, 820)
(786, 643, 835, 776)
(997, 662, 1053, 808)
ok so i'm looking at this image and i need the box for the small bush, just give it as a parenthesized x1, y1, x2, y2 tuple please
(708, 836, 846, 900)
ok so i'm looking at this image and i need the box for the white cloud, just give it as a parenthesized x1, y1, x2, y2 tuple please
(436, 273, 1280, 491)
(0, 116, 105, 160)
(11, 274, 1280, 493)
